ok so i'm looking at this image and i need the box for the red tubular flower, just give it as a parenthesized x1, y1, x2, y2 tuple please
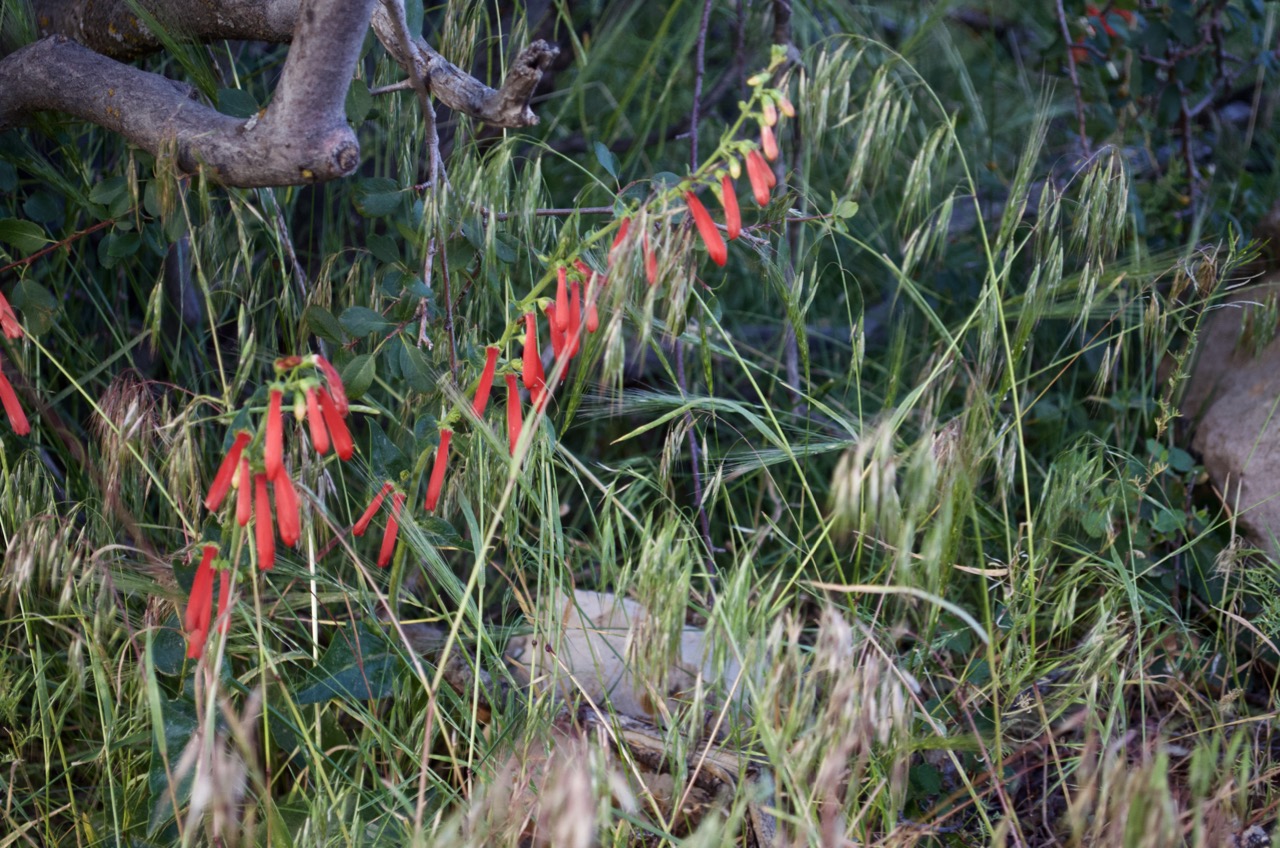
(762, 99, 778, 127)
(565, 281, 582, 359)
(609, 217, 631, 267)
(644, 234, 658, 285)
(254, 473, 275, 570)
(760, 123, 779, 161)
(377, 493, 406, 568)
(522, 312, 546, 407)
(685, 191, 728, 267)
(0, 292, 21, 339)
(235, 456, 252, 526)
(313, 355, 349, 416)
(745, 149, 774, 206)
(0, 364, 29, 436)
(204, 430, 251, 511)
(777, 94, 796, 118)
(216, 568, 233, 635)
(354, 481, 393, 537)
(546, 304, 566, 360)
(274, 470, 300, 548)
(424, 429, 452, 512)
(505, 374, 522, 456)
(721, 174, 741, 240)
(265, 388, 284, 481)
(184, 544, 218, 659)
(586, 302, 600, 333)
(473, 346, 499, 417)
(306, 388, 330, 455)
(318, 388, 353, 460)
(555, 267, 569, 332)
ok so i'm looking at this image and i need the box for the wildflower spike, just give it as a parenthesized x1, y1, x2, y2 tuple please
(721, 174, 741, 240)
(204, 431, 251, 511)
(354, 482, 393, 537)
(318, 388, 353, 460)
(0, 292, 21, 339)
(306, 388, 330, 455)
(378, 493, 406, 568)
(235, 456, 252, 526)
(274, 471, 300, 548)
(685, 191, 728, 267)
(505, 373, 523, 456)
(313, 355, 349, 416)
(760, 123, 779, 161)
(555, 267, 569, 332)
(254, 473, 275, 570)
(473, 346, 499, 417)
(424, 429, 452, 512)
(265, 388, 284, 481)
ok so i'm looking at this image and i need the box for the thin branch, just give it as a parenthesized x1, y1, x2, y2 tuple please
(1054, 0, 1092, 156)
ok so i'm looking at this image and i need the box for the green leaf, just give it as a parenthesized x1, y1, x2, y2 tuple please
(366, 232, 400, 265)
(0, 218, 48, 254)
(342, 353, 376, 399)
(89, 176, 129, 206)
(353, 178, 404, 217)
(399, 343, 434, 392)
(147, 694, 198, 835)
(834, 199, 859, 219)
(419, 516, 466, 549)
(0, 161, 15, 193)
(303, 305, 346, 344)
(594, 141, 619, 179)
(152, 614, 188, 677)
(23, 191, 62, 225)
(339, 306, 391, 337)
(216, 87, 259, 119)
(11, 280, 58, 335)
(345, 78, 373, 124)
(293, 621, 401, 705)
(368, 421, 408, 481)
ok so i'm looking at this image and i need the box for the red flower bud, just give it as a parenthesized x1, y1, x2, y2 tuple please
(505, 374, 523, 456)
(473, 346, 500, 417)
(685, 191, 727, 267)
(565, 281, 582, 359)
(555, 266, 569, 332)
(424, 429, 452, 512)
(184, 544, 219, 658)
(204, 430, 251, 511)
(760, 123, 779, 161)
(0, 292, 22, 339)
(644, 234, 658, 285)
(254, 473, 275, 570)
(274, 470, 300, 548)
(586, 302, 600, 334)
(720, 174, 741, 240)
(235, 456, 252, 526)
(778, 93, 796, 118)
(318, 388, 353, 460)
(609, 217, 632, 267)
(377, 493, 405, 568)
(546, 304, 566, 360)
(354, 481, 393, 537)
(306, 388, 330, 455)
(522, 312, 546, 407)
(762, 98, 778, 127)
(745, 149, 774, 206)
(265, 388, 284, 481)
(313, 355, 349, 416)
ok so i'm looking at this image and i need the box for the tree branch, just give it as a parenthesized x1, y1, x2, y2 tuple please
(369, 4, 557, 128)
(0, 0, 375, 187)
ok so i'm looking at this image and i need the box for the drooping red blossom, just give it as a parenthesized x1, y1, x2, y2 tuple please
(184, 544, 218, 659)
(760, 123, 779, 161)
(575, 261, 600, 333)
(522, 312, 546, 408)
(424, 428, 452, 512)
(745, 149, 774, 206)
(685, 191, 728, 267)
(235, 456, 252, 526)
(473, 346, 500, 417)
(586, 302, 600, 334)
(313, 354, 349, 416)
(354, 481, 393, 537)
(546, 304, 566, 360)
(721, 174, 741, 240)
(264, 388, 284, 481)
(273, 470, 300, 548)
(644, 234, 658, 285)
(377, 492, 406, 568)
(778, 94, 796, 118)
(254, 473, 276, 570)
(0, 292, 22, 339)
(609, 217, 632, 267)
(204, 430, 251, 511)
(216, 568, 233, 635)
(0, 365, 28, 436)
(555, 266, 569, 332)
(762, 98, 778, 127)
(505, 373, 523, 456)
(305, 388, 330, 455)
(565, 281, 582, 359)
(317, 388, 353, 460)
